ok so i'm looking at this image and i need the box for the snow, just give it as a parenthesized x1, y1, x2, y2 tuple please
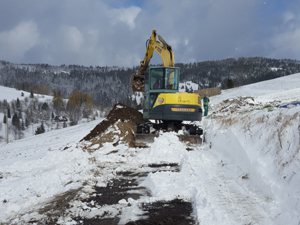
(1, 73, 300, 224)
(179, 81, 199, 92)
(270, 67, 282, 71)
(136, 132, 187, 164)
(0, 85, 53, 102)
(0, 119, 101, 222)
(212, 72, 300, 104)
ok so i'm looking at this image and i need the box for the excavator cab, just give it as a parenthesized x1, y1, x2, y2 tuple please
(149, 67, 179, 91)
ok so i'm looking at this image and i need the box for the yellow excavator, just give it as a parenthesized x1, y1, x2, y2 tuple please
(132, 30, 203, 145)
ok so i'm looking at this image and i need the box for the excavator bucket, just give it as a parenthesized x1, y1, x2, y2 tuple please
(132, 73, 144, 92)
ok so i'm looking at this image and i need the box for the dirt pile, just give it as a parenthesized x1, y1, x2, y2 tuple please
(82, 103, 144, 149)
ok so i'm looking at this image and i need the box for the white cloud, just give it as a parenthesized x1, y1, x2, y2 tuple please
(0, 21, 39, 60)
(1, 0, 299, 66)
(271, 28, 300, 59)
(62, 26, 84, 52)
(270, 6, 300, 59)
(111, 6, 141, 30)
(283, 11, 295, 24)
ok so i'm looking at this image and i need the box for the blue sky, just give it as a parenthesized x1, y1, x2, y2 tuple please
(0, 0, 300, 66)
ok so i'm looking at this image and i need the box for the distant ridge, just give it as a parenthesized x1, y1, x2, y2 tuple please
(1, 57, 300, 108)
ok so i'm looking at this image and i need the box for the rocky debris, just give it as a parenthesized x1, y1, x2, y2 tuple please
(211, 96, 283, 118)
(81, 104, 144, 149)
(212, 97, 256, 116)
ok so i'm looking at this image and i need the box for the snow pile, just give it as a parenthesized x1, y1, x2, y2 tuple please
(137, 132, 187, 164)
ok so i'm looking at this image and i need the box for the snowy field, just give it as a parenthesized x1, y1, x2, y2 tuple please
(0, 85, 53, 102)
(0, 73, 300, 224)
(212, 72, 300, 104)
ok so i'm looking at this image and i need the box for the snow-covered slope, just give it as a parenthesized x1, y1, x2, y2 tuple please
(0, 85, 53, 102)
(0, 119, 101, 222)
(212, 73, 300, 104)
(0, 73, 300, 224)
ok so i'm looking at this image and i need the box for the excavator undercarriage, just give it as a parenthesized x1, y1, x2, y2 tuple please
(134, 120, 203, 147)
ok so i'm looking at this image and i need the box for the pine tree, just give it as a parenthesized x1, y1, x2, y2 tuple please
(16, 98, 21, 110)
(3, 114, 7, 124)
(30, 90, 34, 98)
(226, 78, 234, 89)
(7, 106, 11, 119)
(12, 113, 20, 129)
(25, 117, 30, 127)
(21, 119, 25, 130)
(35, 122, 45, 135)
(41, 102, 49, 111)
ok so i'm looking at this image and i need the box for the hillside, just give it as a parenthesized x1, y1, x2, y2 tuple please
(0, 73, 299, 224)
(0, 84, 100, 143)
(1, 57, 300, 108)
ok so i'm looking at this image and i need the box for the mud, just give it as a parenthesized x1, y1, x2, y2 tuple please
(83, 173, 149, 206)
(22, 162, 196, 225)
(126, 199, 196, 225)
(73, 163, 196, 225)
(81, 103, 144, 148)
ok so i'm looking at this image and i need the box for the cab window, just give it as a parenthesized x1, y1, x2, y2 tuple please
(150, 68, 164, 90)
(165, 68, 178, 90)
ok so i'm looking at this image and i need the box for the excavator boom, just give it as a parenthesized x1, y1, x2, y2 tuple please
(132, 30, 174, 92)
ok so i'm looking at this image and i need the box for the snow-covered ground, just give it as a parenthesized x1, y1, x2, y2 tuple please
(0, 85, 53, 102)
(212, 73, 300, 104)
(0, 120, 100, 223)
(0, 73, 300, 224)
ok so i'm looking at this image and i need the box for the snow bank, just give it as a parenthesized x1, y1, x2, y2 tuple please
(141, 73, 300, 225)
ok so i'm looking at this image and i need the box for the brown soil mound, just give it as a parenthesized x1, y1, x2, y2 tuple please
(81, 103, 144, 149)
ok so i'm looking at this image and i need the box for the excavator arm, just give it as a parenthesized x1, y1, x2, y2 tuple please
(132, 30, 175, 92)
